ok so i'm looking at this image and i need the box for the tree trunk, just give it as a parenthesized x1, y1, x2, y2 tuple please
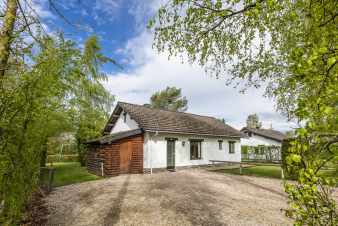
(0, 0, 18, 78)
(40, 144, 47, 167)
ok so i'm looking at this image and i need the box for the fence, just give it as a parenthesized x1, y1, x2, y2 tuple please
(209, 160, 285, 179)
(47, 154, 78, 163)
(39, 167, 55, 193)
(241, 145, 282, 163)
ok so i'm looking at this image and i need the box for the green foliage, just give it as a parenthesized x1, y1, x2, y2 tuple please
(281, 139, 299, 178)
(151, 0, 338, 224)
(73, 36, 114, 166)
(46, 162, 100, 187)
(47, 154, 78, 163)
(0, 34, 113, 225)
(215, 165, 283, 179)
(246, 114, 262, 129)
(150, 86, 188, 112)
(47, 136, 77, 156)
(241, 145, 248, 154)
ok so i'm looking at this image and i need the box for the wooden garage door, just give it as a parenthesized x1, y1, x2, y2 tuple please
(120, 141, 132, 173)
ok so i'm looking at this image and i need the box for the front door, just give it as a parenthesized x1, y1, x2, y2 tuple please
(120, 141, 132, 173)
(167, 139, 175, 170)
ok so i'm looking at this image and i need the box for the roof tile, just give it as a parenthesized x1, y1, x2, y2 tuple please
(104, 102, 242, 137)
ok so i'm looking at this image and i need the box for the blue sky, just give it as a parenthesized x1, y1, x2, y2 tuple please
(32, 0, 296, 131)
(37, 0, 152, 73)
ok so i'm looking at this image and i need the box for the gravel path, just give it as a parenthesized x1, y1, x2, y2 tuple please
(46, 169, 294, 226)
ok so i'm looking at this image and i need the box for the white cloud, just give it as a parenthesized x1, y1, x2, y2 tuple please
(128, 0, 165, 33)
(29, 0, 55, 19)
(93, 0, 121, 24)
(105, 31, 297, 132)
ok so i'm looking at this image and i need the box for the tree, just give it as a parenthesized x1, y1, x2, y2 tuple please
(150, 86, 188, 112)
(0, 1, 115, 224)
(0, 34, 113, 225)
(150, 0, 337, 224)
(246, 114, 262, 129)
(217, 118, 226, 124)
(0, 0, 18, 78)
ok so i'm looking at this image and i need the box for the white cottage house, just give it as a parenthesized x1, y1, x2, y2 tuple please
(240, 127, 286, 162)
(86, 102, 243, 176)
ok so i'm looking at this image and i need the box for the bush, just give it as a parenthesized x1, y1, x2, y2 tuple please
(281, 138, 298, 179)
(241, 145, 248, 154)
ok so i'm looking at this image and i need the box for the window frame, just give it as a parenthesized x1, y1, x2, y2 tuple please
(123, 112, 127, 123)
(218, 140, 223, 150)
(228, 141, 236, 154)
(189, 139, 203, 160)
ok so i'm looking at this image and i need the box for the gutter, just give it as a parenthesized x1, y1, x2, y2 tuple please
(144, 130, 242, 139)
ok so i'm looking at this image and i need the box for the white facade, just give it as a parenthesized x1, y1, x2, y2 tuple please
(110, 111, 139, 134)
(143, 132, 241, 169)
(241, 134, 281, 147)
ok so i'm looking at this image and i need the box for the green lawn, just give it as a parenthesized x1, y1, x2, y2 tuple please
(212, 165, 281, 179)
(211, 165, 283, 179)
(48, 162, 101, 187)
(211, 164, 337, 181)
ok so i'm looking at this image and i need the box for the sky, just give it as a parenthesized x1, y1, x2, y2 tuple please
(29, 0, 296, 131)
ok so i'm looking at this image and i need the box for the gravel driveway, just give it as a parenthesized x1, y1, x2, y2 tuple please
(46, 169, 293, 226)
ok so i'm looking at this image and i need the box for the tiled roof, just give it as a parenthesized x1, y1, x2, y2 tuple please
(86, 129, 143, 144)
(241, 127, 286, 142)
(103, 102, 243, 138)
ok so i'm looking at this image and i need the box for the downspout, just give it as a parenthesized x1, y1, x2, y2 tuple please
(101, 162, 104, 177)
(150, 136, 152, 174)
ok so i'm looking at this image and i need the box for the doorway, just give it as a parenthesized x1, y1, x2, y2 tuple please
(166, 139, 176, 170)
(120, 141, 132, 173)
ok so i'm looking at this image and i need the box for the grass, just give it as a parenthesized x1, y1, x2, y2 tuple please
(47, 162, 101, 187)
(213, 165, 283, 179)
(211, 164, 337, 182)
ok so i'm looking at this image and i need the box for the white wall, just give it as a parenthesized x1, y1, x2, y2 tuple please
(241, 134, 281, 147)
(143, 132, 241, 169)
(110, 111, 139, 134)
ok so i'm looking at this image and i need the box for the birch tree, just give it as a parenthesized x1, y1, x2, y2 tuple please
(149, 0, 338, 224)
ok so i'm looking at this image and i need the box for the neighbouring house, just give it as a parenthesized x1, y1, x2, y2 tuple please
(240, 127, 287, 162)
(86, 102, 243, 176)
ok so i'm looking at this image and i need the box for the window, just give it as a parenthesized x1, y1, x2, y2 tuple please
(218, 140, 223, 150)
(229, 141, 235, 154)
(123, 112, 127, 123)
(190, 140, 202, 160)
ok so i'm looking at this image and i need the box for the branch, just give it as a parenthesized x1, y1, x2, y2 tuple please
(21, 0, 48, 36)
(317, 59, 337, 97)
(48, 0, 76, 27)
(15, 19, 37, 33)
(16, 1, 43, 45)
(192, 0, 233, 14)
(319, 12, 338, 27)
(202, 0, 264, 34)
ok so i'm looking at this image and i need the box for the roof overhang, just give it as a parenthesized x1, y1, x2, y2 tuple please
(241, 128, 284, 142)
(102, 103, 124, 135)
(86, 129, 143, 145)
(144, 129, 242, 139)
